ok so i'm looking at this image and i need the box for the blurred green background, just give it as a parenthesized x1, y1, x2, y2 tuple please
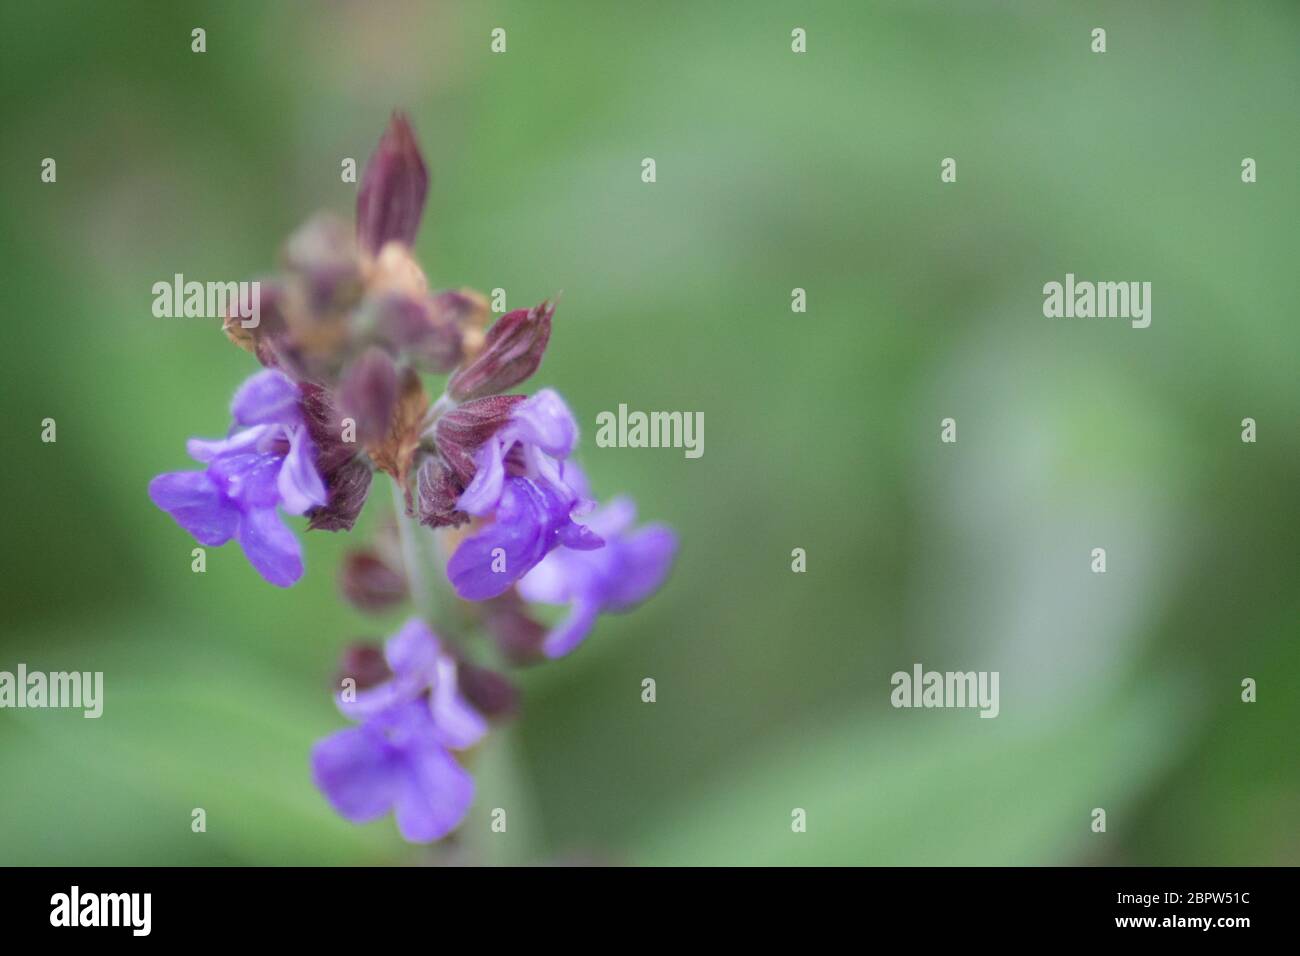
(1, 0, 1296, 866)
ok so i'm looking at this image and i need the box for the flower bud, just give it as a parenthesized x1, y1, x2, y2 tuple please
(338, 347, 399, 446)
(431, 288, 489, 331)
(370, 292, 462, 373)
(338, 549, 407, 611)
(447, 300, 554, 401)
(224, 280, 293, 370)
(434, 394, 526, 484)
(365, 366, 428, 491)
(308, 457, 373, 532)
(356, 113, 429, 255)
(483, 593, 548, 665)
(334, 642, 391, 693)
(283, 213, 364, 315)
(299, 382, 350, 470)
(415, 454, 468, 528)
(455, 660, 519, 719)
(301, 382, 374, 532)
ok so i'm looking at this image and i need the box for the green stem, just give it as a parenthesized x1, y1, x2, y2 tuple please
(390, 477, 435, 622)
(390, 474, 471, 648)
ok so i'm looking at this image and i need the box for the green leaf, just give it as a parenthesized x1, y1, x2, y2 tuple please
(623, 676, 1193, 866)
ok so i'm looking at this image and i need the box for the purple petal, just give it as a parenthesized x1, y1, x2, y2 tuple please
(237, 506, 304, 587)
(429, 657, 487, 750)
(583, 497, 637, 539)
(521, 443, 573, 503)
(520, 508, 676, 657)
(231, 369, 301, 427)
(338, 618, 438, 721)
(558, 521, 604, 551)
(337, 672, 413, 722)
(278, 426, 327, 514)
(452, 476, 604, 602)
(447, 479, 551, 600)
(446, 521, 539, 601)
(386, 618, 440, 679)
(502, 388, 577, 459)
(208, 452, 284, 509)
(560, 460, 593, 502)
(542, 600, 601, 659)
(455, 438, 507, 516)
(311, 725, 402, 824)
(148, 471, 239, 546)
(186, 424, 271, 463)
(604, 525, 677, 608)
(393, 741, 474, 843)
(516, 549, 581, 605)
(454, 390, 582, 516)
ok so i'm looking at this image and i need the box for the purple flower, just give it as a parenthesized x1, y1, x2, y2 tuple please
(518, 467, 677, 658)
(445, 389, 603, 601)
(311, 619, 486, 842)
(148, 369, 327, 587)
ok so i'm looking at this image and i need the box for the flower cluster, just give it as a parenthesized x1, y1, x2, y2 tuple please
(149, 114, 676, 844)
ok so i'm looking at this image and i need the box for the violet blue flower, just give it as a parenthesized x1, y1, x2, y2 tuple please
(518, 465, 677, 658)
(446, 389, 603, 601)
(148, 369, 327, 587)
(311, 619, 486, 842)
